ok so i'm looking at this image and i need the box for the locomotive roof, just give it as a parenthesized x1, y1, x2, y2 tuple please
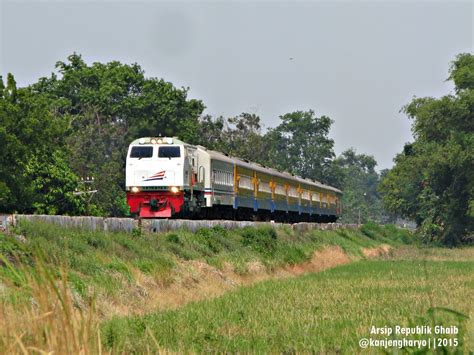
(129, 137, 188, 145)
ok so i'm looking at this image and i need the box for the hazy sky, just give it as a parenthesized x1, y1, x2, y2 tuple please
(1, 0, 472, 170)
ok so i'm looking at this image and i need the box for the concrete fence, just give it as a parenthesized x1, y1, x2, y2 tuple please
(1, 214, 359, 234)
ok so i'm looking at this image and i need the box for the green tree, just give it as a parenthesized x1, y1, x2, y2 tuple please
(24, 151, 86, 215)
(333, 149, 384, 224)
(222, 113, 267, 164)
(196, 114, 226, 151)
(264, 110, 335, 183)
(0, 74, 85, 214)
(196, 113, 269, 166)
(380, 53, 474, 245)
(30, 53, 205, 216)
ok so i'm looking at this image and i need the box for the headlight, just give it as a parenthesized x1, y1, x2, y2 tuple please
(131, 186, 140, 193)
(170, 186, 179, 193)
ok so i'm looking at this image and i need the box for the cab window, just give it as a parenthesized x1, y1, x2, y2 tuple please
(130, 146, 153, 158)
(158, 146, 181, 158)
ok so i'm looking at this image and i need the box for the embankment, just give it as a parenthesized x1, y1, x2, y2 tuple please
(0, 219, 414, 353)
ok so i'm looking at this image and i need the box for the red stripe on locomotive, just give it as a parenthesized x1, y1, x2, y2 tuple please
(126, 191, 184, 218)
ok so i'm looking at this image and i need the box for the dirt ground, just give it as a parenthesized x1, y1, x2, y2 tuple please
(97, 245, 391, 318)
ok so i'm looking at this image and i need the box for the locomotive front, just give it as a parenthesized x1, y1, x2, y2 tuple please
(125, 137, 186, 217)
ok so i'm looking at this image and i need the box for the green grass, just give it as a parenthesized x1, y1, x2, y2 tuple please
(0, 220, 417, 353)
(2, 220, 470, 353)
(102, 258, 474, 353)
(0, 220, 411, 300)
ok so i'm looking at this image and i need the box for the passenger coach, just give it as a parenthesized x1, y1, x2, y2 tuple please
(125, 137, 342, 221)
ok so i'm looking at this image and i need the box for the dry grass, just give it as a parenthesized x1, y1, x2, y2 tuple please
(286, 246, 352, 275)
(361, 243, 391, 258)
(0, 259, 99, 354)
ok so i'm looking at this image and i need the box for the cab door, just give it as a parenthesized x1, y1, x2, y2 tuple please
(185, 148, 199, 188)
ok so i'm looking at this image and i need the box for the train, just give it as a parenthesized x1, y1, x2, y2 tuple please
(125, 137, 342, 222)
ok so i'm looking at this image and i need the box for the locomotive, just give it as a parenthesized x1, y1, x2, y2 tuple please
(125, 137, 342, 222)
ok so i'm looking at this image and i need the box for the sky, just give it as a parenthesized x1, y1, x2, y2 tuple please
(1, 0, 472, 170)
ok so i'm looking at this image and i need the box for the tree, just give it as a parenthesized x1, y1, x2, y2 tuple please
(264, 110, 335, 183)
(195, 113, 269, 166)
(333, 149, 384, 224)
(221, 113, 267, 164)
(1, 53, 206, 216)
(196, 114, 225, 151)
(24, 151, 86, 215)
(30, 53, 205, 216)
(379, 53, 474, 245)
(0, 74, 85, 214)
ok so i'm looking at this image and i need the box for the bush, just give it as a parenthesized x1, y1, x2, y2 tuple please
(195, 226, 234, 254)
(281, 246, 307, 265)
(241, 227, 278, 255)
(360, 222, 384, 240)
(0, 234, 32, 265)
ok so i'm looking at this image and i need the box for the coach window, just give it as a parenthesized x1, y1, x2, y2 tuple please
(130, 146, 153, 158)
(240, 176, 253, 190)
(259, 181, 270, 193)
(289, 187, 298, 198)
(158, 146, 181, 158)
(275, 185, 285, 195)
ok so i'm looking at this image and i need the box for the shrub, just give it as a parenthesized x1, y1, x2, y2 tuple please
(241, 227, 278, 255)
(281, 246, 307, 265)
(0, 234, 32, 264)
(194, 226, 230, 254)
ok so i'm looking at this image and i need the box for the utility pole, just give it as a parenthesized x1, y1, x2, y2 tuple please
(358, 192, 367, 225)
(73, 176, 98, 203)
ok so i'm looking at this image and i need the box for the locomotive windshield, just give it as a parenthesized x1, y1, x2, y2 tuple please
(158, 146, 181, 158)
(130, 146, 153, 158)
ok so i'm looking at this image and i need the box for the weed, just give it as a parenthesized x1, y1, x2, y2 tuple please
(166, 233, 181, 244)
(241, 226, 278, 255)
(132, 227, 142, 238)
(280, 245, 308, 265)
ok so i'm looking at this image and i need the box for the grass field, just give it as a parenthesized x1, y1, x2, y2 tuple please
(0, 220, 410, 314)
(2, 220, 472, 353)
(102, 256, 474, 353)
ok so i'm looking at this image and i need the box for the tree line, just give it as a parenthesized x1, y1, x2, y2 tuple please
(1, 53, 472, 245)
(379, 53, 473, 245)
